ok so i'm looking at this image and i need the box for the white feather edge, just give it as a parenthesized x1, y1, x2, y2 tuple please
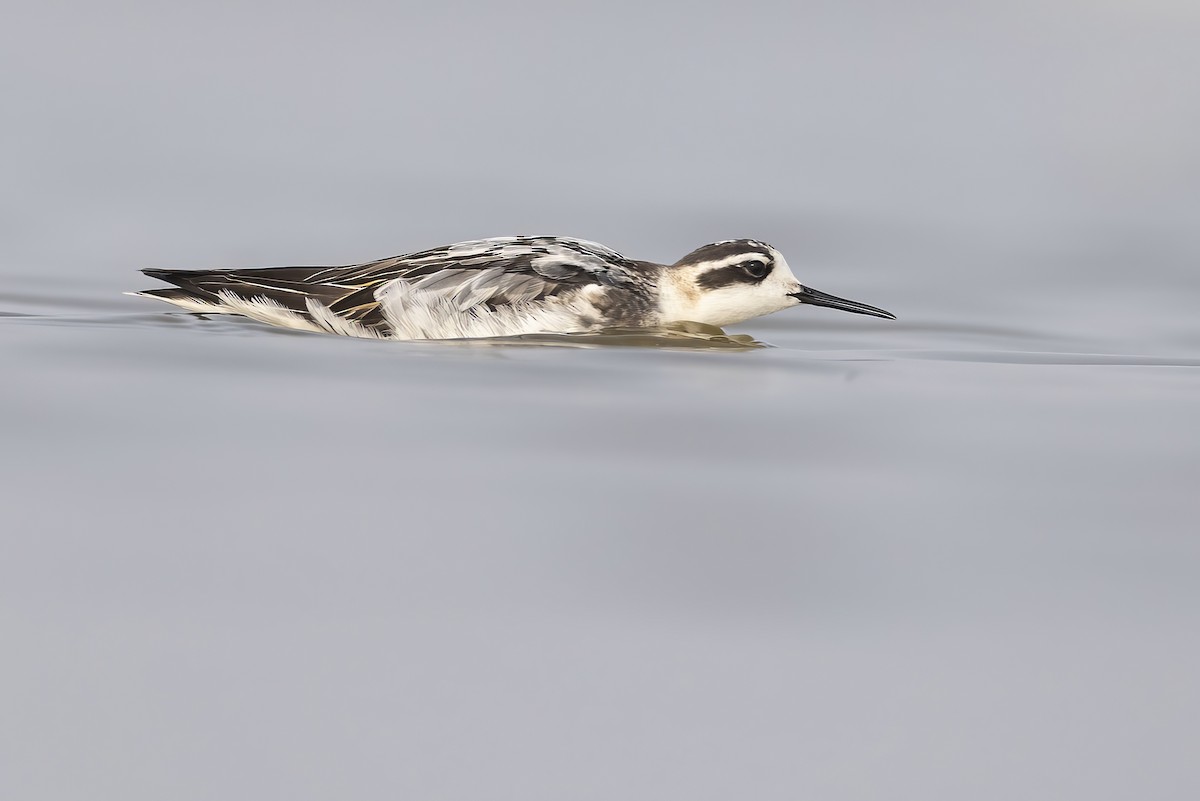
(131, 282, 602, 341)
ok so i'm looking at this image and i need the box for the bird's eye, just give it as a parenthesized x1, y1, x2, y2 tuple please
(740, 261, 770, 280)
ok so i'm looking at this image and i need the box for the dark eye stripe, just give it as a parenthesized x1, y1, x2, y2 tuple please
(696, 260, 774, 289)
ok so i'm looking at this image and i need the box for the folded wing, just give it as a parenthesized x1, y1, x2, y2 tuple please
(138, 236, 641, 336)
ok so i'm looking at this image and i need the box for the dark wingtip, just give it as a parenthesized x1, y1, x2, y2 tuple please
(141, 268, 215, 290)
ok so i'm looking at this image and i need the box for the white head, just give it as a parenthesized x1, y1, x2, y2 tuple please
(657, 239, 895, 328)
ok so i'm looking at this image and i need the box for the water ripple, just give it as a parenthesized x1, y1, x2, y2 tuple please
(4, 308, 1196, 367)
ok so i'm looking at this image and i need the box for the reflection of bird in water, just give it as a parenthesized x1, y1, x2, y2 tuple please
(134, 236, 895, 340)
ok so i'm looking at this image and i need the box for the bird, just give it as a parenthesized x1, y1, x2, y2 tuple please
(134, 235, 895, 340)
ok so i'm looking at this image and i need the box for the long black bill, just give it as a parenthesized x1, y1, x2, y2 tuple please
(789, 286, 896, 320)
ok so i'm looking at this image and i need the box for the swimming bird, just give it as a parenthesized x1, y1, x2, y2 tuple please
(135, 236, 895, 340)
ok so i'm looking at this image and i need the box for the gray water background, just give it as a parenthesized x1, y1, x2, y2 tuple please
(3, 1, 1199, 798)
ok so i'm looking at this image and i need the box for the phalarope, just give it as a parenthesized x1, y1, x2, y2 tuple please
(135, 236, 895, 340)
